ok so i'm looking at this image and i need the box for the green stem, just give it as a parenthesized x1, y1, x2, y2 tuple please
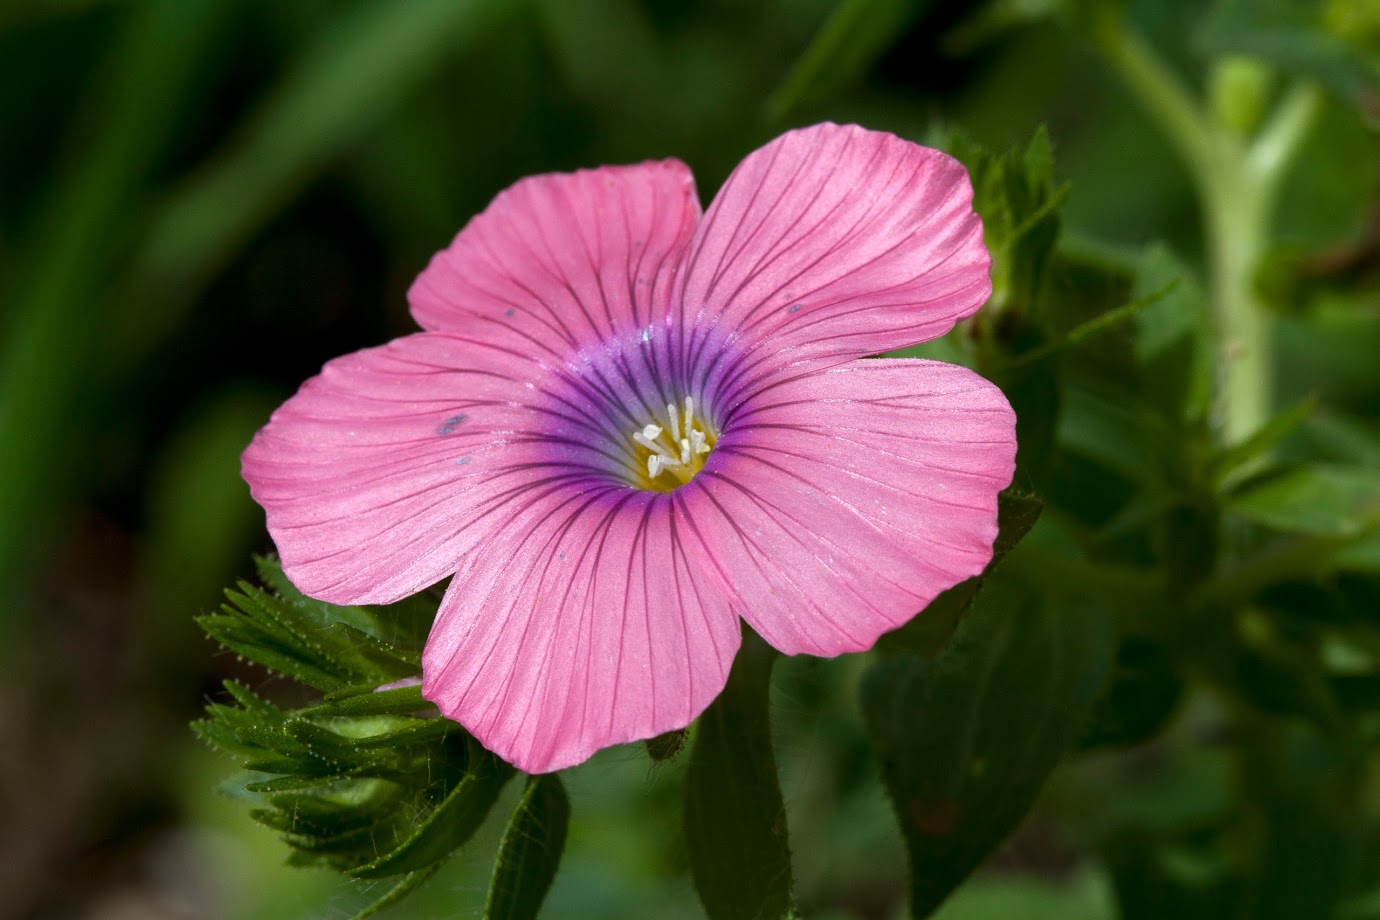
(1203, 156, 1270, 445)
(684, 628, 798, 920)
(1203, 81, 1321, 445)
(1093, 9, 1323, 446)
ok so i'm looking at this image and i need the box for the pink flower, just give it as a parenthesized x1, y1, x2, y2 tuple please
(242, 124, 1016, 774)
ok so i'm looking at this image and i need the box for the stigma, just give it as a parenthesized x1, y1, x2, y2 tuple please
(630, 396, 715, 490)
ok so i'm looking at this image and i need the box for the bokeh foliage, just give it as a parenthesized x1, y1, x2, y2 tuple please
(3, 0, 1379, 918)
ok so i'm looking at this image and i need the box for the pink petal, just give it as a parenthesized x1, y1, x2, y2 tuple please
(676, 123, 990, 370)
(241, 332, 598, 605)
(422, 489, 740, 773)
(682, 358, 1015, 657)
(408, 160, 701, 357)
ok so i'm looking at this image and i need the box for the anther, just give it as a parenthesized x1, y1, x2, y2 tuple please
(648, 455, 681, 478)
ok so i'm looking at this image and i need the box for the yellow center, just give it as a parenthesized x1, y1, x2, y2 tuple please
(630, 396, 718, 492)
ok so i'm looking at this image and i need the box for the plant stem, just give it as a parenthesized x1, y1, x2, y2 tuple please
(1092, 11, 1323, 445)
(1202, 154, 1270, 445)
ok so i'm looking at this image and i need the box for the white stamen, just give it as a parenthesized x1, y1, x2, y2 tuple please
(691, 429, 710, 454)
(680, 437, 691, 464)
(667, 403, 681, 442)
(648, 454, 681, 478)
(684, 396, 695, 436)
(634, 431, 676, 459)
(641, 423, 663, 440)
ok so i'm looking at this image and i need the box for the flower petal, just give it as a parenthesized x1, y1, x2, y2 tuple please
(408, 159, 701, 358)
(682, 358, 1015, 657)
(241, 332, 602, 605)
(677, 123, 989, 372)
(422, 489, 740, 773)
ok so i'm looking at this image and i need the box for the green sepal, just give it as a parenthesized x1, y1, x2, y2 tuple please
(351, 738, 515, 879)
(484, 774, 571, 920)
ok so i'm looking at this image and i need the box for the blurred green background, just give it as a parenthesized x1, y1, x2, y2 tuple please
(1, 0, 1378, 918)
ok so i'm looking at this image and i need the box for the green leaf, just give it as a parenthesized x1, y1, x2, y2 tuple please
(1231, 463, 1380, 535)
(943, 126, 1068, 325)
(861, 579, 1114, 918)
(484, 775, 571, 920)
(1080, 636, 1184, 749)
(1132, 242, 1214, 426)
(684, 629, 798, 920)
(195, 610, 352, 693)
(767, 0, 932, 122)
(351, 741, 515, 879)
(879, 489, 1044, 656)
(307, 685, 429, 719)
(253, 555, 389, 636)
(1212, 396, 1317, 486)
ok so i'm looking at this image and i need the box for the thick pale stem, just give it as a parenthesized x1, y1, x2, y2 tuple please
(1208, 82, 1321, 444)
(1204, 167, 1270, 444)
(1094, 9, 1323, 446)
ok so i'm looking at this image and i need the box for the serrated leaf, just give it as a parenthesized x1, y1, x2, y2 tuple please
(221, 679, 286, 718)
(234, 583, 385, 684)
(484, 775, 570, 920)
(343, 716, 457, 750)
(255, 554, 431, 650)
(307, 685, 429, 719)
(1231, 463, 1380, 535)
(285, 719, 394, 766)
(943, 126, 1067, 323)
(861, 579, 1114, 918)
(197, 612, 352, 691)
(351, 742, 514, 879)
(684, 629, 797, 920)
(247, 773, 375, 794)
(328, 623, 422, 673)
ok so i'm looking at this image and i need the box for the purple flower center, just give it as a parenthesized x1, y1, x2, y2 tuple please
(541, 323, 739, 492)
